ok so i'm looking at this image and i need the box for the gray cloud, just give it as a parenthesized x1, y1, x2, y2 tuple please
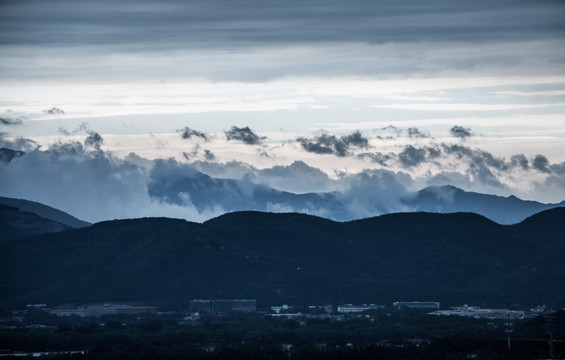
(203, 149, 216, 161)
(359, 142, 558, 190)
(178, 127, 207, 141)
(532, 154, 551, 173)
(43, 107, 65, 115)
(550, 162, 565, 175)
(510, 154, 529, 170)
(2, 1, 562, 83)
(407, 127, 429, 139)
(258, 161, 334, 194)
(1, 135, 565, 223)
(298, 130, 369, 157)
(398, 145, 428, 167)
(450, 126, 473, 139)
(0, 141, 217, 223)
(0, 116, 23, 126)
(225, 126, 264, 145)
(59, 122, 90, 136)
(84, 130, 104, 151)
(2, 1, 562, 47)
(341, 130, 369, 148)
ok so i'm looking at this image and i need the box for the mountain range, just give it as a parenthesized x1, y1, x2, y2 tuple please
(1, 202, 564, 309)
(149, 170, 565, 224)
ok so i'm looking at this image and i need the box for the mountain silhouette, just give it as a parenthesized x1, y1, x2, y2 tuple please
(0, 196, 91, 229)
(1, 208, 564, 309)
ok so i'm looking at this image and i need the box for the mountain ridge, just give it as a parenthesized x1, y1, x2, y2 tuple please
(148, 168, 564, 224)
(1, 208, 564, 309)
(0, 196, 91, 228)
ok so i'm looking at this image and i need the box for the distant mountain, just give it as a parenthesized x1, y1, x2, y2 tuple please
(1, 208, 564, 309)
(0, 203, 72, 242)
(148, 170, 564, 224)
(0, 196, 90, 228)
(148, 170, 347, 217)
(402, 185, 565, 225)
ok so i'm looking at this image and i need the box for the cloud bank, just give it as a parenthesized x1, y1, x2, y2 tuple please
(1, 128, 564, 224)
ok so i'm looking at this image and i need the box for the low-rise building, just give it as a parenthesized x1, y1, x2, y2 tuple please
(337, 304, 384, 313)
(393, 301, 440, 310)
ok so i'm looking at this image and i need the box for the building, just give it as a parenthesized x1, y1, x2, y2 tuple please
(271, 304, 293, 314)
(231, 299, 256, 312)
(430, 305, 527, 319)
(51, 308, 88, 317)
(393, 301, 440, 310)
(85, 304, 157, 317)
(50, 304, 157, 317)
(337, 304, 385, 313)
(189, 299, 256, 313)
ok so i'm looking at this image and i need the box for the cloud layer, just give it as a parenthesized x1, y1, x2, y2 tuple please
(1, 127, 564, 224)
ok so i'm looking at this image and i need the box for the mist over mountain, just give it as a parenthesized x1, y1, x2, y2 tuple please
(2, 141, 565, 224)
(147, 167, 564, 224)
(403, 185, 565, 225)
(2, 208, 564, 309)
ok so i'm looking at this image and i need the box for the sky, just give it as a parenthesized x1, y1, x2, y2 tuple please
(1, 0, 565, 223)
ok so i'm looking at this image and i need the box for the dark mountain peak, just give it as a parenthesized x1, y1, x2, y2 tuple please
(93, 216, 192, 228)
(516, 206, 565, 228)
(204, 210, 338, 229)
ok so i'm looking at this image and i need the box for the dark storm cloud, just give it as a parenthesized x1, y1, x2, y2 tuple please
(450, 126, 473, 139)
(225, 126, 264, 145)
(550, 162, 565, 175)
(84, 130, 104, 151)
(407, 127, 429, 139)
(297, 130, 369, 157)
(510, 154, 529, 170)
(532, 154, 551, 173)
(178, 127, 207, 141)
(341, 130, 369, 148)
(359, 141, 563, 189)
(203, 149, 216, 161)
(2, 0, 562, 47)
(0, 115, 23, 126)
(43, 107, 65, 115)
(398, 145, 428, 167)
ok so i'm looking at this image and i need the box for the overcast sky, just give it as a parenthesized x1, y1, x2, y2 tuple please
(1, 0, 565, 222)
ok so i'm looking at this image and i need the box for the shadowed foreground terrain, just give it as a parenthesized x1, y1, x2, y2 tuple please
(1, 208, 564, 308)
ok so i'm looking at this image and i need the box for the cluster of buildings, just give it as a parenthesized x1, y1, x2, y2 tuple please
(18, 301, 552, 321)
(430, 305, 533, 320)
(189, 299, 257, 313)
(50, 304, 157, 318)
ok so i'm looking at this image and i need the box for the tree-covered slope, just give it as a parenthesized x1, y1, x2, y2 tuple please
(1, 209, 564, 309)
